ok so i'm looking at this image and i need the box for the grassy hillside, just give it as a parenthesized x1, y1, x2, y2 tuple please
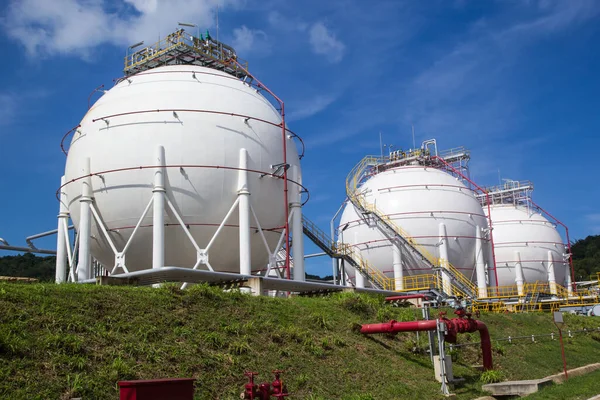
(524, 369, 600, 399)
(1, 283, 599, 400)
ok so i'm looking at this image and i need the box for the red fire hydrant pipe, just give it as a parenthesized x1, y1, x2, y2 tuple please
(360, 318, 493, 370)
(475, 320, 493, 371)
(385, 294, 431, 302)
(360, 320, 438, 334)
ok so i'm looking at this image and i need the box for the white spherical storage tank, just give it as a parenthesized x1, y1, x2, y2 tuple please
(339, 166, 490, 286)
(486, 204, 567, 286)
(62, 65, 301, 276)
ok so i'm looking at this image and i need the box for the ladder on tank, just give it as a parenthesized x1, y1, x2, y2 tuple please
(301, 215, 394, 290)
(345, 156, 478, 300)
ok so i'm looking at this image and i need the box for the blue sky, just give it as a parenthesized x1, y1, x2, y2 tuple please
(0, 0, 599, 277)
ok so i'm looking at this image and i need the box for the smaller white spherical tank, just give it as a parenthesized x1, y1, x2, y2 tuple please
(486, 204, 567, 286)
(339, 166, 490, 282)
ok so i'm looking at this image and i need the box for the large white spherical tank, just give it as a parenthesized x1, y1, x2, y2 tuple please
(486, 204, 566, 286)
(64, 65, 300, 272)
(339, 166, 489, 281)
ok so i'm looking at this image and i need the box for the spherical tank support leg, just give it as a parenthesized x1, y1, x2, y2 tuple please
(291, 165, 305, 281)
(238, 148, 252, 276)
(548, 250, 557, 295)
(438, 223, 452, 296)
(515, 251, 525, 297)
(475, 225, 488, 298)
(354, 231, 365, 288)
(55, 175, 69, 283)
(77, 158, 93, 281)
(152, 145, 166, 271)
(393, 244, 403, 290)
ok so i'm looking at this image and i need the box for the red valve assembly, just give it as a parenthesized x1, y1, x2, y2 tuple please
(242, 370, 289, 399)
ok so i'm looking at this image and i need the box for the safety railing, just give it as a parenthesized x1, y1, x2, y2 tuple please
(123, 29, 249, 76)
(345, 155, 478, 299)
(396, 274, 441, 292)
(301, 215, 394, 290)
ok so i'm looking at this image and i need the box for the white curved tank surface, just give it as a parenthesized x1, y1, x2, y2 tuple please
(486, 204, 566, 286)
(64, 65, 300, 272)
(339, 166, 490, 281)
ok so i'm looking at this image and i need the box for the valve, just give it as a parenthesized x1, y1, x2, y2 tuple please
(242, 371, 290, 399)
(271, 370, 289, 399)
(242, 371, 259, 400)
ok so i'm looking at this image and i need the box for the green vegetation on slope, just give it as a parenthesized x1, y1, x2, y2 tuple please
(1, 283, 600, 400)
(524, 369, 600, 399)
(572, 234, 600, 280)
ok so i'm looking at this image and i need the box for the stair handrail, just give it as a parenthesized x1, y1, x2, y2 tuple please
(301, 215, 393, 290)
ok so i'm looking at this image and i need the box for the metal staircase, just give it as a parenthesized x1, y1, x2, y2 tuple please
(345, 156, 478, 300)
(301, 215, 394, 290)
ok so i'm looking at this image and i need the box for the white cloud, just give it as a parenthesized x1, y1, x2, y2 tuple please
(287, 94, 337, 122)
(1, 0, 239, 58)
(231, 25, 269, 55)
(308, 22, 345, 63)
(267, 11, 307, 32)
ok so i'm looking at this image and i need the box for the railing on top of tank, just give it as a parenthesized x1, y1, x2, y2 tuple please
(438, 146, 470, 160)
(123, 29, 248, 75)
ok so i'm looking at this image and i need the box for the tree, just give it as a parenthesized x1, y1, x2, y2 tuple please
(0, 253, 56, 281)
(570, 235, 600, 281)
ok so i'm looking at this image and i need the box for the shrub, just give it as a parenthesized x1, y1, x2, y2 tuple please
(480, 370, 505, 384)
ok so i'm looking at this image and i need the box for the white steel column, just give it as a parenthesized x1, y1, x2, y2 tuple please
(547, 250, 557, 295)
(438, 223, 452, 296)
(238, 149, 252, 276)
(152, 146, 166, 270)
(291, 166, 305, 281)
(565, 261, 573, 296)
(393, 243, 403, 290)
(55, 176, 69, 283)
(354, 231, 365, 288)
(77, 158, 93, 281)
(515, 251, 525, 297)
(475, 226, 488, 298)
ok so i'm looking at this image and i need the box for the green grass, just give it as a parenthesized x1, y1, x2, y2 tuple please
(524, 369, 600, 399)
(0, 283, 599, 399)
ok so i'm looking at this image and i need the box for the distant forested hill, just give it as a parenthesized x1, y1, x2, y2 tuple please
(571, 235, 600, 280)
(0, 253, 55, 281)
(2, 236, 598, 283)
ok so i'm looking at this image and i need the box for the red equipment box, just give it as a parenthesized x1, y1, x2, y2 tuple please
(118, 378, 195, 400)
